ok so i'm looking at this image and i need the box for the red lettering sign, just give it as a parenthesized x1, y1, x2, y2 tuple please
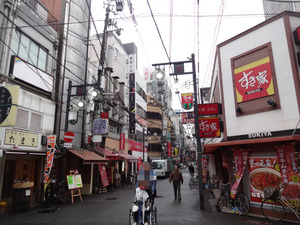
(119, 133, 125, 151)
(167, 142, 172, 157)
(98, 164, 109, 187)
(198, 103, 221, 115)
(234, 57, 275, 103)
(199, 117, 220, 138)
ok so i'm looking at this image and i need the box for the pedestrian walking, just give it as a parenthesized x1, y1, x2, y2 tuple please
(169, 165, 183, 201)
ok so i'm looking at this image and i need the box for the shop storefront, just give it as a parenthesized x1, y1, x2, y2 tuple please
(66, 149, 107, 195)
(1, 150, 45, 212)
(204, 135, 300, 222)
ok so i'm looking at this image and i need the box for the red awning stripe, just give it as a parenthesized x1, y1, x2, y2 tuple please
(118, 153, 138, 162)
(204, 135, 300, 154)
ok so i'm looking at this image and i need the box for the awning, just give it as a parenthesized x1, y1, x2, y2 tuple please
(94, 146, 118, 160)
(104, 149, 118, 160)
(118, 153, 138, 162)
(68, 149, 108, 164)
(204, 135, 300, 154)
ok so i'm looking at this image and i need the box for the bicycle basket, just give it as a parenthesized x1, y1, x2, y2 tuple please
(263, 186, 278, 199)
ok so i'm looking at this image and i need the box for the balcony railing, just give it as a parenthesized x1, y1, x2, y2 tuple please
(24, 0, 59, 32)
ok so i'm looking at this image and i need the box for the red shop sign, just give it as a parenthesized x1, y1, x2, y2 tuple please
(199, 117, 220, 138)
(234, 57, 275, 103)
(198, 103, 221, 115)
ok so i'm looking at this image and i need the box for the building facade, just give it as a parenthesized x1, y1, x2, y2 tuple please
(0, 0, 59, 210)
(204, 11, 300, 222)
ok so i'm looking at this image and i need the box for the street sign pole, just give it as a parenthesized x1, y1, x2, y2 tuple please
(152, 53, 205, 210)
(191, 54, 205, 210)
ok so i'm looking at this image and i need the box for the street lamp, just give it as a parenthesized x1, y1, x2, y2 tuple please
(65, 80, 101, 133)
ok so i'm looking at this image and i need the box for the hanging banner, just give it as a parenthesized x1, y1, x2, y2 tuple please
(248, 156, 280, 203)
(98, 164, 109, 187)
(202, 156, 209, 184)
(276, 145, 300, 204)
(167, 142, 172, 157)
(119, 133, 125, 151)
(43, 135, 56, 183)
(230, 149, 248, 199)
(181, 93, 193, 110)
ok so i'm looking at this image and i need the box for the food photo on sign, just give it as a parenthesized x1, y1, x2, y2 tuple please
(248, 156, 280, 202)
(248, 146, 300, 205)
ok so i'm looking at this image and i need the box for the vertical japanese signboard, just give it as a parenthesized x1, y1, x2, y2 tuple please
(167, 142, 172, 157)
(98, 164, 109, 187)
(119, 133, 125, 151)
(234, 56, 275, 103)
(129, 73, 136, 134)
(43, 135, 56, 183)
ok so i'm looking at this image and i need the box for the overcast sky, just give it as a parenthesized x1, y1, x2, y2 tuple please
(91, 0, 265, 109)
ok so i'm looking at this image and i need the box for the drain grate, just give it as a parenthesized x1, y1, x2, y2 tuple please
(105, 197, 118, 200)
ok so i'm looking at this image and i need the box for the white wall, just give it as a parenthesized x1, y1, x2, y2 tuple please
(219, 17, 300, 137)
(0, 88, 55, 151)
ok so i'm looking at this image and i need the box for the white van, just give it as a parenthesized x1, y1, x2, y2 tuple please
(151, 159, 174, 178)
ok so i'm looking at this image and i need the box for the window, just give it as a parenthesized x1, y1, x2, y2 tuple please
(12, 30, 48, 72)
(136, 104, 146, 119)
(136, 83, 146, 101)
(15, 108, 42, 132)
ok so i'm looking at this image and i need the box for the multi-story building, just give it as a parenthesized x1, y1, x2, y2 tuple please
(204, 11, 300, 222)
(262, 0, 300, 20)
(89, 31, 148, 188)
(0, 0, 59, 210)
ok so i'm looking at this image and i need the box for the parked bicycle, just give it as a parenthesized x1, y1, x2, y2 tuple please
(261, 182, 300, 221)
(189, 175, 199, 189)
(44, 178, 70, 205)
(216, 182, 250, 215)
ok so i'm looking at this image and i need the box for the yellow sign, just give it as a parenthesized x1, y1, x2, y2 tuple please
(4, 129, 38, 147)
(0, 86, 19, 126)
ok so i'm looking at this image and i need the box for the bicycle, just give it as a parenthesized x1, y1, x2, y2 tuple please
(44, 179, 70, 205)
(129, 195, 157, 225)
(189, 175, 199, 189)
(261, 183, 300, 221)
(216, 182, 250, 215)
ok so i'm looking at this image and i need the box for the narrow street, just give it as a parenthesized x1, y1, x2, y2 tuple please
(0, 168, 294, 225)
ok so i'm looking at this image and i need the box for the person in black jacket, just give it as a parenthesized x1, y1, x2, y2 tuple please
(188, 163, 195, 177)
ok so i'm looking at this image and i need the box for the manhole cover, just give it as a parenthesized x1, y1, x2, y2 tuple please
(105, 197, 118, 200)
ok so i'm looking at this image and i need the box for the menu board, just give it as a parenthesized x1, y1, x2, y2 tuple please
(67, 174, 83, 189)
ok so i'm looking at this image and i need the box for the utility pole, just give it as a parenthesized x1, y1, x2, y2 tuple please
(98, 6, 110, 86)
(152, 53, 205, 210)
